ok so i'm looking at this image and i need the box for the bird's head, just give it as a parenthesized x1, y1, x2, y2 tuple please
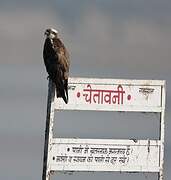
(44, 28, 58, 39)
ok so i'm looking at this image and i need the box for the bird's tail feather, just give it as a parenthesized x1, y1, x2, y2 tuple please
(55, 80, 68, 104)
(64, 79, 68, 102)
(61, 88, 68, 104)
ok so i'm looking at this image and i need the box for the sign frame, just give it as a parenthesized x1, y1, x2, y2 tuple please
(42, 77, 166, 180)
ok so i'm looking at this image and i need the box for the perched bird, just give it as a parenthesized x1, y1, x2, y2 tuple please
(43, 28, 70, 104)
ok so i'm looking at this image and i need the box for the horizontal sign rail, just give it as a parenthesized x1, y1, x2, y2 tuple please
(49, 138, 160, 172)
(55, 78, 165, 112)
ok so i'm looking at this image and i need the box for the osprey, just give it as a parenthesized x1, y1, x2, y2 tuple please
(43, 28, 70, 104)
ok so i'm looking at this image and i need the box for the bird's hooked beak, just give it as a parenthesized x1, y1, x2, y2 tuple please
(44, 31, 49, 36)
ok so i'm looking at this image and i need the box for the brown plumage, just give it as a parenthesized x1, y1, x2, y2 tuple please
(43, 28, 70, 104)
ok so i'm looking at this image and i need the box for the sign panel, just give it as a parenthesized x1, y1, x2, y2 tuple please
(50, 138, 160, 172)
(55, 78, 164, 112)
(42, 78, 166, 180)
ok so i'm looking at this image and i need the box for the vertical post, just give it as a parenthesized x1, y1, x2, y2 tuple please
(42, 80, 55, 180)
(158, 82, 166, 180)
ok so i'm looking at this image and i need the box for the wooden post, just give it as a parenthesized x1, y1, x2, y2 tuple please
(42, 80, 55, 180)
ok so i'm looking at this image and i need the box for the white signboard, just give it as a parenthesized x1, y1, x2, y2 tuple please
(55, 78, 164, 112)
(50, 138, 160, 172)
(42, 78, 166, 180)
